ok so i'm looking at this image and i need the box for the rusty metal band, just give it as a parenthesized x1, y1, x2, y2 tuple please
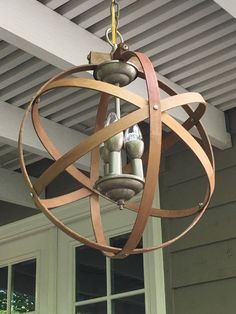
(19, 110, 214, 256)
(137, 65, 206, 152)
(18, 100, 122, 255)
(130, 103, 211, 218)
(31, 65, 96, 208)
(115, 51, 214, 222)
(31, 77, 205, 195)
(89, 92, 116, 258)
(125, 109, 214, 219)
(114, 51, 162, 257)
(18, 57, 215, 257)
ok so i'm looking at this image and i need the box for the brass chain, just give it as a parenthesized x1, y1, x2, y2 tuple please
(106, 0, 123, 50)
(111, 0, 120, 44)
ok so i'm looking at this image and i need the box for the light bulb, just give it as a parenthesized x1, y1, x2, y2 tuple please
(105, 112, 118, 126)
(125, 124, 142, 142)
(124, 124, 144, 179)
(124, 124, 144, 159)
(105, 112, 123, 152)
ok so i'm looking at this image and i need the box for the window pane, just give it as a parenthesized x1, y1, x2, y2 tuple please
(112, 294, 145, 314)
(75, 302, 107, 314)
(11, 259, 36, 313)
(75, 246, 106, 302)
(110, 233, 144, 294)
(0, 267, 8, 313)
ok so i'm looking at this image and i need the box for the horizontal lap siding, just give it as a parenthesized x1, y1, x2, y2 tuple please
(161, 128, 236, 314)
(174, 278, 236, 314)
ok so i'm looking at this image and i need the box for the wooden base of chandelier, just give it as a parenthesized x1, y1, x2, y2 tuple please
(18, 49, 215, 259)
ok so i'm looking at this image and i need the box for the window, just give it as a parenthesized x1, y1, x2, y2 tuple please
(0, 259, 36, 314)
(75, 233, 145, 314)
(0, 267, 7, 313)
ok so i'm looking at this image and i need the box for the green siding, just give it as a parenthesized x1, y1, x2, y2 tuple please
(161, 126, 236, 314)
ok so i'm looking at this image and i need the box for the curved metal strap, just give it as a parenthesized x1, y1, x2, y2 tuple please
(115, 51, 162, 258)
(18, 59, 215, 258)
(125, 112, 214, 217)
(89, 92, 116, 258)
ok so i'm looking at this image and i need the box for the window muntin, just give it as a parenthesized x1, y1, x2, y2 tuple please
(11, 259, 36, 313)
(75, 301, 107, 314)
(0, 259, 36, 314)
(75, 246, 106, 302)
(0, 267, 8, 314)
(75, 233, 145, 314)
(112, 294, 145, 314)
(110, 233, 144, 294)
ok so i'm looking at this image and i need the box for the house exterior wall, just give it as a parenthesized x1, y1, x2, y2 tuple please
(0, 192, 166, 313)
(161, 110, 236, 314)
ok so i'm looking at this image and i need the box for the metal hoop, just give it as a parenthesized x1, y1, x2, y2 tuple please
(18, 52, 215, 259)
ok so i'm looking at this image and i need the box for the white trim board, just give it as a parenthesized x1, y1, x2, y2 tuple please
(0, 0, 231, 150)
(214, 0, 236, 19)
(0, 100, 90, 171)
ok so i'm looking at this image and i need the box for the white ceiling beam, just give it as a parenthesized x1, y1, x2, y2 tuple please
(0, 0, 110, 69)
(214, 0, 236, 19)
(0, 167, 38, 208)
(157, 74, 232, 150)
(0, 0, 231, 149)
(0, 100, 90, 171)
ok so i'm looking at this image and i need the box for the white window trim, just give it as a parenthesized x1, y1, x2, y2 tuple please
(0, 192, 166, 314)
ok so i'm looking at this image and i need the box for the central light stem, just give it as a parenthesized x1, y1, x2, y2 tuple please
(110, 83, 122, 175)
(105, 111, 123, 176)
(112, 84, 122, 174)
(93, 60, 145, 207)
(115, 83, 121, 119)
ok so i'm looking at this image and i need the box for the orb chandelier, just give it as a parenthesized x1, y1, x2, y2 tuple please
(18, 0, 215, 259)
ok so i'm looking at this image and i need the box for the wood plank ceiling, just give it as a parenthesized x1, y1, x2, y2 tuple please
(0, 0, 236, 169)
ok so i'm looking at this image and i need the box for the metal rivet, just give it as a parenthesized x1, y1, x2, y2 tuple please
(123, 44, 129, 50)
(153, 104, 159, 110)
(198, 202, 204, 208)
(191, 118, 195, 123)
(30, 192, 33, 197)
